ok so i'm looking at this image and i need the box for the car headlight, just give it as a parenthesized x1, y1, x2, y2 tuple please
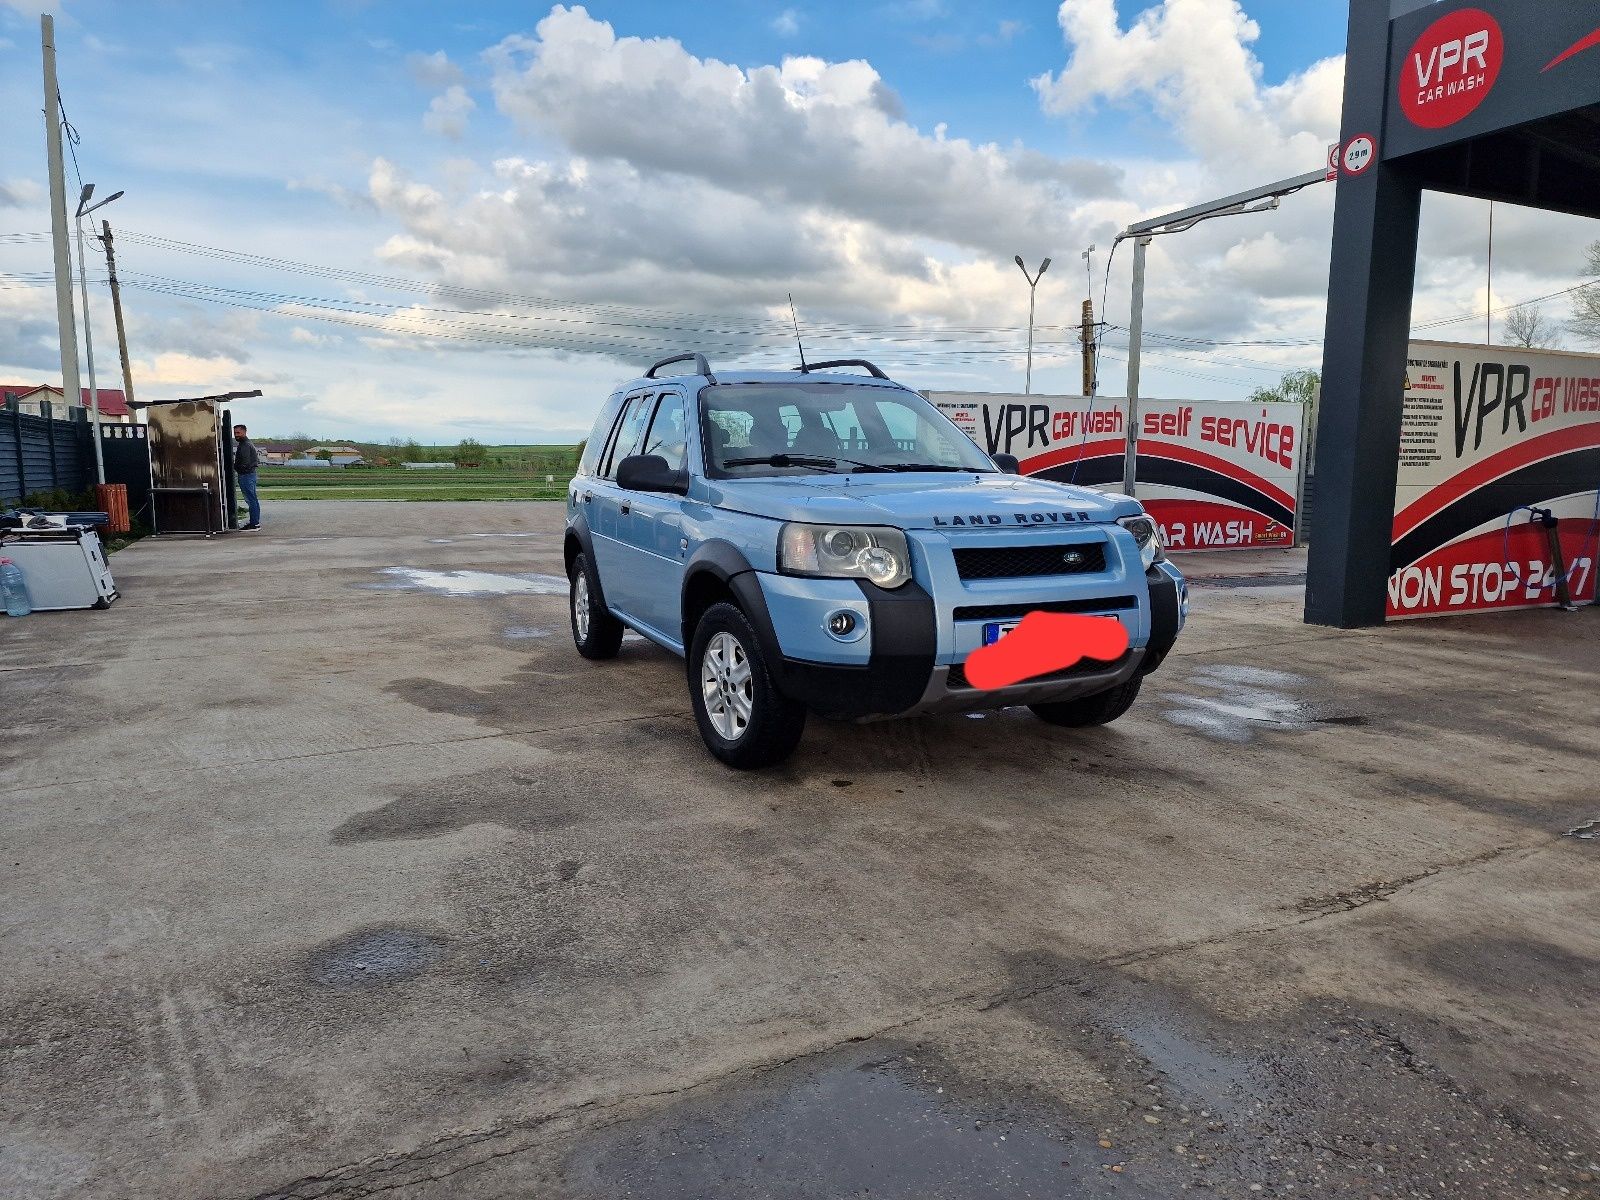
(1117, 514, 1166, 570)
(779, 523, 912, 589)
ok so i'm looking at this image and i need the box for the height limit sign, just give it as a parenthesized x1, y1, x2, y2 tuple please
(1340, 134, 1376, 176)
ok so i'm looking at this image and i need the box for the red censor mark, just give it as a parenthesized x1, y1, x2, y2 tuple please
(962, 612, 1130, 691)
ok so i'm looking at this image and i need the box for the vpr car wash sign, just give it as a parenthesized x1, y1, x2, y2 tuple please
(1388, 341, 1600, 618)
(926, 392, 1305, 551)
(1401, 7, 1503, 128)
(1383, 2, 1600, 158)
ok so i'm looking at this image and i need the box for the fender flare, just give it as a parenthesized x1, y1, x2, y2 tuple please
(681, 540, 785, 677)
(564, 512, 611, 612)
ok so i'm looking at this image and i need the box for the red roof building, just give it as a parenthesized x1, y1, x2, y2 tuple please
(0, 384, 132, 421)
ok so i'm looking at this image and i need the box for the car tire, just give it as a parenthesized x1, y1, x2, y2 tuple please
(1028, 675, 1142, 727)
(688, 601, 806, 769)
(569, 551, 624, 660)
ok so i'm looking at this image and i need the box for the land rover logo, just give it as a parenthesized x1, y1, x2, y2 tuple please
(1062, 550, 1085, 566)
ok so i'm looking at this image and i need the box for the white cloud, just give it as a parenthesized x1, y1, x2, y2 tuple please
(407, 49, 464, 89)
(287, 176, 377, 213)
(422, 85, 475, 139)
(131, 351, 249, 388)
(1033, 0, 1340, 180)
(0, 178, 43, 208)
(771, 9, 800, 37)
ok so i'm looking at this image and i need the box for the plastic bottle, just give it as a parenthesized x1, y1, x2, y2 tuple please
(1, 558, 32, 617)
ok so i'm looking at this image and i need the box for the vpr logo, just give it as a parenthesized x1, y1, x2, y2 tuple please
(1400, 7, 1503, 129)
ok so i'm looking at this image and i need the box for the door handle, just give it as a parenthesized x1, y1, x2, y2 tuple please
(619, 502, 631, 515)
(581, 491, 592, 503)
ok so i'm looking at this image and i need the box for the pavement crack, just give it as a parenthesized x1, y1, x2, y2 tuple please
(236, 834, 1559, 1200)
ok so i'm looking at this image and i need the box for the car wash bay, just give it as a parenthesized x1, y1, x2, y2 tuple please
(1, 501, 1596, 1199)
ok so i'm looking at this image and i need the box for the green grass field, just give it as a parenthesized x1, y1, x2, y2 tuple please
(258, 467, 575, 502)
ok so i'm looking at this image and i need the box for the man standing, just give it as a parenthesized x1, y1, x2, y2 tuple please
(234, 423, 261, 531)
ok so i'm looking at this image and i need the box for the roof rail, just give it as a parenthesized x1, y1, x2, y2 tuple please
(646, 352, 715, 382)
(794, 358, 889, 380)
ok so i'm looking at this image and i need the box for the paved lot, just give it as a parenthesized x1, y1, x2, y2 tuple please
(3, 500, 1597, 1199)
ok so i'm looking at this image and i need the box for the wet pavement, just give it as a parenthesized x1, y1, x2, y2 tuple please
(1, 501, 1597, 1199)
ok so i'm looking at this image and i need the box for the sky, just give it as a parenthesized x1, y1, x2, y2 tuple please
(0, 0, 1595, 444)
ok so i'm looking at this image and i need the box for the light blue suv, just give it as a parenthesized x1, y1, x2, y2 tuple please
(566, 354, 1187, 767)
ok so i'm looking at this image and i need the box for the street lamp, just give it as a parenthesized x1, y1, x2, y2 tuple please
(1013, 255, 1050, 395)
(1113, 171, 1319, 496)
(74, 182, 123, 484)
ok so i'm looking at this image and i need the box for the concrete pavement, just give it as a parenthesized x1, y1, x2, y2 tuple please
(2, 500, 1596, 1198)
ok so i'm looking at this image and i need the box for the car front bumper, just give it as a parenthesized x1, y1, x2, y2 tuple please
(766, 561, 1184, 722)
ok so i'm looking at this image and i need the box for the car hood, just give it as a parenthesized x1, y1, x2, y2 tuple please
(706, 473, 1139, 530)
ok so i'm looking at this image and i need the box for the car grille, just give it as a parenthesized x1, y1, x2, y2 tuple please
(945, 651, 1132, 690)
(952, 596, 1137, 622)
(952, 543, 1106, 580)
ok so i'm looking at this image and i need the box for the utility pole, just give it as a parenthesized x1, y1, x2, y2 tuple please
(1080, 243, 1097, 397)
(1013, 256, 1050, 394)
(41, 15, 82, 417)
(1080, 299, 1096, 397)
(100, 220, 135, 409)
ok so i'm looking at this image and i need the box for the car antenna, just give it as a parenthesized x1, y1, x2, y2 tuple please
(788, 293, 808, 371)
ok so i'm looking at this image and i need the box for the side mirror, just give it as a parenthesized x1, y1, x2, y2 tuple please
(992, 453, 1021, 475)
(616, 453, 688, 495)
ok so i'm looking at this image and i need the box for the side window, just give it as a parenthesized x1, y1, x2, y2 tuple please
(579, 395, 625, 476)
(641, 393, 687, 471)
(603, 395, 655, 480)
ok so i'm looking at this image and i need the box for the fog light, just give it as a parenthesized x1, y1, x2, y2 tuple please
(828, 610, 857, 637)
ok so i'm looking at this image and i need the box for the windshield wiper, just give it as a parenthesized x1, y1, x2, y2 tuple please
(721, 453, 893, 473)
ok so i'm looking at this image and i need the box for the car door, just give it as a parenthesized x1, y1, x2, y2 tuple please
(617, 389, 690, 642)
(587, 391, 655, 622)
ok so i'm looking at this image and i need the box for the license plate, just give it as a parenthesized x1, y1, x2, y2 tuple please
(982, 621, 1019, 646)
(983, 613, 1121, 645)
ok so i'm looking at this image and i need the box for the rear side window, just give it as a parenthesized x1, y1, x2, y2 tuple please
(641, 393, 687, 471)
(603, 394, 656, 480)
(579, 395, 624, 476)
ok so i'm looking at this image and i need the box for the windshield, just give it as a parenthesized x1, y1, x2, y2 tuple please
(700, 382, 996, 477)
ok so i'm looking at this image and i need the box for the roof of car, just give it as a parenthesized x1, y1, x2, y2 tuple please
(620, 368, 910, 390)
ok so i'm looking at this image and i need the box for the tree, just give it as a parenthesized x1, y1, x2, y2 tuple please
(453, 437, 486, 467)
(1503, 304, 1561, 349)
(1247, 369, 1319, 405)
(1571, 239, 1600, 346)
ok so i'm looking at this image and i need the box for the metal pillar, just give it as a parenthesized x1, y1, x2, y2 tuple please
(1121, 235, 1150, 497)
(1303, 0, 1423, 628)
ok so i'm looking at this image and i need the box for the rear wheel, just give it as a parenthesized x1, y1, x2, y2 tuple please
(569, 551, 624, 660)
(689, 602, 806, 769)
(1028, 676, 1142, 727)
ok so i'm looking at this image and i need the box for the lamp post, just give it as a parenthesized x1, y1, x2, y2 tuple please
(1114, 169, 1323, 496)
(74, 183, 122, 484)
(1013, 255, 1050, 394)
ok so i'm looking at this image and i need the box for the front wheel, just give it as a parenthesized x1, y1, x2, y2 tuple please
(688, 602, 806, 769)
(1028, 675, 1142, 727)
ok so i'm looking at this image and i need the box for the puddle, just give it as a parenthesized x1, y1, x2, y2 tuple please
(305, 927, 444, 988)
(363, 567, 568, 597)
(566, 1053, 1140, 1199)
(502, 626, 551, 640)
(426, 533, 541, 544)
(1159, 665, 1365, 742)
(1107, 1014, 1261, 1122)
